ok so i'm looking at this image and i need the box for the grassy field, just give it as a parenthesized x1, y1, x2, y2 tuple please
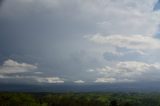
(0, 92, 160, 106)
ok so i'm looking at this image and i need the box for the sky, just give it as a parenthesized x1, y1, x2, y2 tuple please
(0, 0, 160, 85)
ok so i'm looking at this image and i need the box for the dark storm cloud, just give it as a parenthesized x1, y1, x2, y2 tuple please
(0, 0, 101, 83)
(0, 0, 4, 6)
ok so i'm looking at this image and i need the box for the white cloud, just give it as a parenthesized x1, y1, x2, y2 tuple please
(95, 78, 116, 83)
(95, 77, 134, 83)
(89, 34, 160, 51)
(117, 61, 160, 72)
(94, 61, 160, 83)
(74, 80, 85, 84)
(0, 75, 65, 84)
(35, 77, 64, 83)
(87, 69, 95, 72)
(0, 59, 37, 74)
(0, 60, 65, 84)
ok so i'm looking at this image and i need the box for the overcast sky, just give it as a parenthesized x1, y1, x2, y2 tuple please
(0, 0, 160, 84)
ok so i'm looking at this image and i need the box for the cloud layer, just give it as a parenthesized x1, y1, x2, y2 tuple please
(93, 61, 160, 83)
(0, 75, 64, 84)
(90, 34, 160, 51)
(74, 80, 85, 84)
(0, 59, 37, 74)
(0, 0, 160, 84)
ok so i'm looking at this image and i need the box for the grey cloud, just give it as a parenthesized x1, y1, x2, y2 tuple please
(103, 50, 145, 61)
(0, 0, 160, 84)
(0, 0, 4, 7)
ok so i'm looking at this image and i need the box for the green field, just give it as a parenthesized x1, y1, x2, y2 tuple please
(1, 92, 160, 106)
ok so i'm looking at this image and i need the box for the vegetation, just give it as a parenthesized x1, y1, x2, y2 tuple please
(1, 92, 160, 106)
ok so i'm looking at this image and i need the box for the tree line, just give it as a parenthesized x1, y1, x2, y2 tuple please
(0, 92, 160, 106)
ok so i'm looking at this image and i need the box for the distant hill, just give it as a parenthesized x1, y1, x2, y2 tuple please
(1, 82, 160, 92)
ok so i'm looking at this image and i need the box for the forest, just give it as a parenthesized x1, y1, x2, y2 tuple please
(0, 92, 160, 106)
